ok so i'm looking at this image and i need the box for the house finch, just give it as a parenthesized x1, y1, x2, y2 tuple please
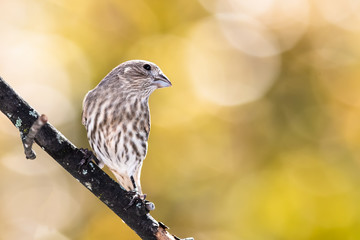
(82, 60, 171, 195)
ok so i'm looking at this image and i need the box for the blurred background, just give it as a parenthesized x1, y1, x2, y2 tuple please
(1, 0, 360, 239)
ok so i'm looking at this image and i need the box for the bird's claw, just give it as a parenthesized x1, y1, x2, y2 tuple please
(124, 191, 155, 215)
(77, 148, 99, 172)
(124, 190, 146, 209)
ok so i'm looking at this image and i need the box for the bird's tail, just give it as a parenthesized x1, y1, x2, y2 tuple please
(110, 168, 142, 193)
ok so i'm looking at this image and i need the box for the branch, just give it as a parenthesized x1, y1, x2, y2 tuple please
(22, 114, 48, 159)
(0, 76, 193, 240)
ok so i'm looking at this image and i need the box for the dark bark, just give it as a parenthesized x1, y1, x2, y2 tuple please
(0, 76, 192, 240)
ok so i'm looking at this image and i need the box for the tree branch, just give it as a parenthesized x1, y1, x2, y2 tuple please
(0, 76, 193, 240)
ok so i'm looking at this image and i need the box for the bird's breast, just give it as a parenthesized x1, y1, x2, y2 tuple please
(85, 98, 151, 171)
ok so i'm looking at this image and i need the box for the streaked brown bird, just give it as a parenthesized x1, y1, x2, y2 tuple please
(82, 60, 171, 195)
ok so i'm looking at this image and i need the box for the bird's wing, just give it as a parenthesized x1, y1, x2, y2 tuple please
(82, 91, 90, 126)
(81, 109, 87, 126)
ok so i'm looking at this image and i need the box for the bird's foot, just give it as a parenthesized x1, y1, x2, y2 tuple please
(77, 148, 103, 172)
(124, 190, 155, 215)
(124, 190, 146, 209)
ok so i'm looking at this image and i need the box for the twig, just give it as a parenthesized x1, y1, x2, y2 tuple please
(22, 114, 48, 159)
(0, 76, 193, 240)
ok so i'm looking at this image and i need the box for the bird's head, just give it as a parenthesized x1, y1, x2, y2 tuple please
(101, 60, 171, 98)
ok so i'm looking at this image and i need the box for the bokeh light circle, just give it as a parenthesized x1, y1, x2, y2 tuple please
(186, 16, 280, 106)
(316, 0, 360, 31)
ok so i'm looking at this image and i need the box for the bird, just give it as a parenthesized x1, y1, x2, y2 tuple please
(81, 60, 171, 196)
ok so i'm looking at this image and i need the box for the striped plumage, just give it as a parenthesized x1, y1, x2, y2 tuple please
(82, 60, 171, 194)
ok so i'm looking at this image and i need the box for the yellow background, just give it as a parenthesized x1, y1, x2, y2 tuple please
(1, 0, 360, 239)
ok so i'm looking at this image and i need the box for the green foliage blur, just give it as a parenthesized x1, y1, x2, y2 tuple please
(1, 0, 360, 239)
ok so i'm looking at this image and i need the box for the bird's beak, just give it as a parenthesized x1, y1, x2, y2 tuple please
(154, 73, 172, 88)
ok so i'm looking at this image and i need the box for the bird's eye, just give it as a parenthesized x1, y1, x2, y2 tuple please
(143, 64, 151, 71)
